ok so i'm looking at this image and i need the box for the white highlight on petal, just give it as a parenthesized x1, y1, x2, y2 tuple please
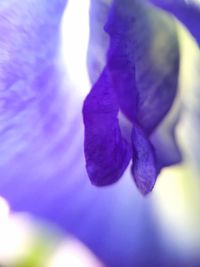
(61, 0, 91, 99)
(0, 198, 32, 265)
(46, 239, 104, 267)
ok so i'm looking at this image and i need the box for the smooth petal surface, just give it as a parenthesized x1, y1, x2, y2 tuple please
(105, 0, 180, 134)
(131, 126, 157, 195)
(83, 70, 131, 186)
(149, 0, 200, 45)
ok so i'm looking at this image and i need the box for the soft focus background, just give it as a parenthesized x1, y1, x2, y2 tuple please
(0, 0, 200, 266)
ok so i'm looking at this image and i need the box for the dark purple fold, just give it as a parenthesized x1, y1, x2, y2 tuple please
(83, 70, 131, 186)
(149, 0, 200, 45)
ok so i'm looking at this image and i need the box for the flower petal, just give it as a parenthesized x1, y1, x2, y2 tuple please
(131, 125, 157, 195)
(149, 0, 200, 45)
(83, 70, 131, 186)
(105, 0, 180, 134)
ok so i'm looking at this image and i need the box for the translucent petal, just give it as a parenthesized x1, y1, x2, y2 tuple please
(149, 0, 200, 44)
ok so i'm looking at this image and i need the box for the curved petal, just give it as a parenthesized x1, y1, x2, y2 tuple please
(149, 0, 200, 45)
(105, 0, 180, 134)
(83, 70, 131, 186)
(131, 125, 157, 195)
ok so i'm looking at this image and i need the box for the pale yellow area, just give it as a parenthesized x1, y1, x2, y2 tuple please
(153, 165, 200, 255)
(152, 22, 200, 256)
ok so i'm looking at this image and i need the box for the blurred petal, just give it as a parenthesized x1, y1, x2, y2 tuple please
(83, 70, 131, 186)
(149, 0, 200, 45)
(178, 19, 200, 174)
(0, 0, 67, 90)
(131, 126, 157, 195)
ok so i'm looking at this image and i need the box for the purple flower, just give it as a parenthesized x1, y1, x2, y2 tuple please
(0, 1, 200, 267)
(83, 0, 181, 194)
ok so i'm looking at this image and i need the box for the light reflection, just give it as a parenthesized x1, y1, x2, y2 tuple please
(60, 0, 91, 99)
(0, 198, 32, 265)
(45, 239, 104, 267)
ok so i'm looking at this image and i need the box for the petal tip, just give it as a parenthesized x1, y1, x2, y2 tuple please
(131, 126, 157, 195)
(131, 166, 156, 196)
